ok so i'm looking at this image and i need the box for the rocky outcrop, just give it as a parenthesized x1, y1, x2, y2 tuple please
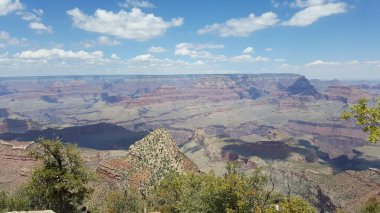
(247, 87, 264, 100)
(40, 95, 58, 103)
(286, 76, 320, 97)
(101, 92, 122, 104)
(195, 76, 236, 89)
(97, 128, 199, 188)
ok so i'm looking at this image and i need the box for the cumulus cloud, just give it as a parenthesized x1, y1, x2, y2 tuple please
(232, 55, 270, 63)
(175, 43, 225, 59)
(119, 0, 154, 9)
(110, 53, 120, 60)
(291, 0, 327, 8)
(148, 46, 166, 53)
(0, 0, 23, 16)
(82, 36, 121, 48)
(0, 31, 22, 48)
(242, 47, 254, 54)
(295, 59, 380, 79)
(284, 1, 347, 26)
(16, 9, 43, 21)
(305, 59, 362, 66)
(29, 22, 53, 33)
(129, 53, 158, 62)
(67, 7, 183, 41)
(16, 8, 53, 33)
(306, 59, 340, 66)
(98, 36, 120, 46)
(198, 12, 279, 37)
(175, 42, 270, 64)
(17, 48, 104, 60)
(17, 11, 39, 21)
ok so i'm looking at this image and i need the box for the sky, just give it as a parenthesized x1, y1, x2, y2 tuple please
(0, 0, 379, 80)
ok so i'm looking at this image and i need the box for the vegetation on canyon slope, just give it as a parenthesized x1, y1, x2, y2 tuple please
(1, 111, 380, 213)
(1, 138, 94, 213)
(0, 138, 319, 213)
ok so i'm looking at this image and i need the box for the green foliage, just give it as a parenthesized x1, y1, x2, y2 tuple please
(341, 98, 380, 143)
(0, 192, 6, 212)
(274, 197, 318, 213)
(361, 197, 380, 213)
(0, 191, 29, 213)
(105, 191, 127, 213)
(23, 138, 94, 213)
(149, 161, 315, 213)
(334, 208, 347, 213)
(105, 188, 143, 213)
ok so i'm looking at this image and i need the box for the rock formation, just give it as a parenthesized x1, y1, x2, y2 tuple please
(97, 128, 199, 188)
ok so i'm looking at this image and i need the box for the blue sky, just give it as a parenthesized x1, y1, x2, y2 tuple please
(0, 0, 379, 79)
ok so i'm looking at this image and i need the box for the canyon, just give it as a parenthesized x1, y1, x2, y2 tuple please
(0, 74, 379, 212)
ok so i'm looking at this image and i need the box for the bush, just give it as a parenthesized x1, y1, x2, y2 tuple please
(361, 197, 380, 213)
(24, 138, 94, 213)
(0, 191, 28, 212)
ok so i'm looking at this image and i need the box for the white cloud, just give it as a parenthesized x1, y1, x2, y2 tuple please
(306, 59, 341, 66)
(17, 8, 52, 33)
(0, 31, 21, 48)
(17, 9, 43, 21)
(275, 59, 380, 80)
(0, 0, 24, 16)
(265, 48, 273, 51)
(67, 7, 183, 41)
(242, 47, 254, 54)
(284, 1, 347, 26)
(198, 12, 279, 37)
(17, 48, 104, 60)
(148, 46, 166, 53)
(111, 53, 120, 60)
(291, 0, 326, 8)
(17, 11, 39, 21)
(119, 0, 154, 8)
(306, 59, 363, 66)
(174, 43, 270, 64)
(97, 36, 120, 46)
(82, 36, 121, 48)
(129, 53, 158, 62)
(33, 8, 43, 15)
(29, 22, 53, 33)
(175, 43, 225, 59)
(232, 55, 270, 63)
(271, 0, 281, 8)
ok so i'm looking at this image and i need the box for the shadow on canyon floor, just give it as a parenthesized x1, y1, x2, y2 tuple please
(0, 123, 149, 150)
(221, 138, 380, 172)
(299, 139, 380, 172)
(221, 138, 310, 161)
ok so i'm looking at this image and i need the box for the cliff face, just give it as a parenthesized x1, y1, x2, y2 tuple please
(286, 76, 320, 97)
(97, 128, 199, 188)
(324, 86, 374, 104)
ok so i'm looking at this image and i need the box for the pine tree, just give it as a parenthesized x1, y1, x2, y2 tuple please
(24, 138, 94, 213)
